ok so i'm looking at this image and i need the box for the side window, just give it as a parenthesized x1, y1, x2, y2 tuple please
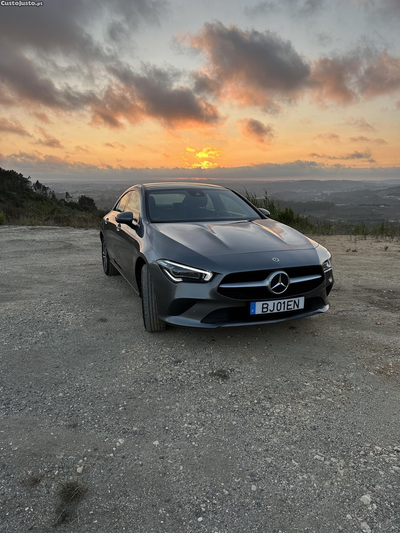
(124, 190, 141, 219)
(115, 194, 128, 212)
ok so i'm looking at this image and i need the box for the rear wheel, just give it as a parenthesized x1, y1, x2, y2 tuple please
(102, 239, 119, 276)
(141, 264, 166, 332)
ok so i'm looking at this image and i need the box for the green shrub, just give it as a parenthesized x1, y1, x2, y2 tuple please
(244, 191, 400, 237)
(0, 211, 6, 225)
(245, 190, 311, 232)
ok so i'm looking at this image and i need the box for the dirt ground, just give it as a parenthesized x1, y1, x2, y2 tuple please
(0, 226, 399, 533)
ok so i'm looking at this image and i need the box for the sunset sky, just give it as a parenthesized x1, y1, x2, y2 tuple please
(0, 0, 399, 182)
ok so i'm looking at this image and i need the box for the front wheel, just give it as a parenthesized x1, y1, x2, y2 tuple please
(102, 239, 119, 276)
(141, 264, 166, 332)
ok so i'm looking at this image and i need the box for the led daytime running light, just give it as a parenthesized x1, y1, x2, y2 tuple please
(157, 260, 213, 282)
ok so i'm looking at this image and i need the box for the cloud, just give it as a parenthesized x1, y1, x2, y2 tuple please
(0, 117, 31, 136)
(100, 64, 222, 129)
(0, 1, 104, 63)
(358, 0, 400, 22)
(311, 49, 400, 105)
(245, 0, 324, 18)
(0, 0, 167, 61)
(185, 24, 399, 113)
(309, 150, 376, 163)
(191, 160, 219, 169)
(1, 3, 398, 138)
(244, 1, 280, 17)
(0, 57, 221, 132)
(184, 22, 311, 112)
(0, 46, 97, 111)
(0, 151, 74, 173)
(344, 117, 376, 132)
(104, 142, 126, 150)
(349, 136, 387, 145)
(34, 128, 64, 149)
(33, 111, 52, 124)
(377, 0, 400, 17)
(237, 118, 275, 144)
(191, 72, 222, 97)
(314, 132, 340, 143)
(90, 85, 137, 129)
(311, 54, 361, 105)
(74, 145, 92, 153)
(315, 33, 334, 48)
(181, 145, 223, 169)
(0, 0, 175, 129)
(356, 50, 400, 99)
(3, 151, 399, 182)
(195, 146, 222, 160)
(104, 0, 168, 42)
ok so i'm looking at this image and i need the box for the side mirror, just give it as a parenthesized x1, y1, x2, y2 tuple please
(115, 211, 138, 226)
(258, 208, 270, 218)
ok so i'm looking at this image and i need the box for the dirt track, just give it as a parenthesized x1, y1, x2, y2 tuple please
(1, 226, 399, 533)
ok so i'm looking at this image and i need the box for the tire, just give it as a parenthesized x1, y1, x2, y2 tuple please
(141, 264, 166, 332)
(102, 239, 119, 276)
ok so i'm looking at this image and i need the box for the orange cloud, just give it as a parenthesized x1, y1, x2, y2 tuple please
(34, 127, 63, 149)
(0, 117, 31, 136)
(191, 160, 219, 169)
(314, 132, 340, 143)
(185, 23, 400, 114)
(195, 146, 222, 159)
(311, 49, 400, 106)
(237, 118, 275, 144)
(98, 65, 222, 130)
(349, 136, 387, 145)
(185, 22, 311, 111)
(181, 145, 222, 169)
(33, 111, 52, 124)
(104, 141, 126, 151)
(309, 150, 376, 163)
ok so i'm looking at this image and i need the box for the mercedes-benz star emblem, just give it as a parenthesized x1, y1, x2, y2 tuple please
(267, 271, 290, 295)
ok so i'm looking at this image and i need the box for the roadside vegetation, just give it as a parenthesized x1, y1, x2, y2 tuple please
(0, 167, 105, 228)
(0, 168, 398, 237)
(245, 190, 400, 238)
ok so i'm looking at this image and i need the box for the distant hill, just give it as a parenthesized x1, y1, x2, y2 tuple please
(0, 168, 104, 227)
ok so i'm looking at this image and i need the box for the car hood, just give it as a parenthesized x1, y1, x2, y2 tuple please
(152, 219, 314, 256)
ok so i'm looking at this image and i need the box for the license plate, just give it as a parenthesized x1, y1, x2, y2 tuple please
(250, 297, 305, 315)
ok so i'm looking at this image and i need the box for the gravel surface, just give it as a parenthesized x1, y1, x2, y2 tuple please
(1, 226, 399, 533)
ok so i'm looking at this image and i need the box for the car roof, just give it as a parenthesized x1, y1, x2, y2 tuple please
(141, 182, 226, 190)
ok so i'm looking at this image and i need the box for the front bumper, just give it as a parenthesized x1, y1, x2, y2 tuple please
(150, 262, 334, 328)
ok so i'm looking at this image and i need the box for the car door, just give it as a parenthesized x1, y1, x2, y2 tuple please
(113, 189, 142, 290)
(104, 193, 129, 269)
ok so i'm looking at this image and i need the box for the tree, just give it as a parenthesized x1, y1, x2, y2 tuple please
(78, 195, 97, 211)
(0, 167, 31, 192)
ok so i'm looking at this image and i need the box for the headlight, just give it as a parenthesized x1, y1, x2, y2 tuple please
(157, 259, 214, 282)
(316, 245, 332, 272)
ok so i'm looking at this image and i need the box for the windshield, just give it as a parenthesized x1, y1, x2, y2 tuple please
(146, 188, 261, 223)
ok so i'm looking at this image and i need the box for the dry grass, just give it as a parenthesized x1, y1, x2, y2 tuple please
(54, 481, 88, 526)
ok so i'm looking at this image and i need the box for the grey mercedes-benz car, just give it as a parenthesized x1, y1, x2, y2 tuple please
(100, 183, 333, 332)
